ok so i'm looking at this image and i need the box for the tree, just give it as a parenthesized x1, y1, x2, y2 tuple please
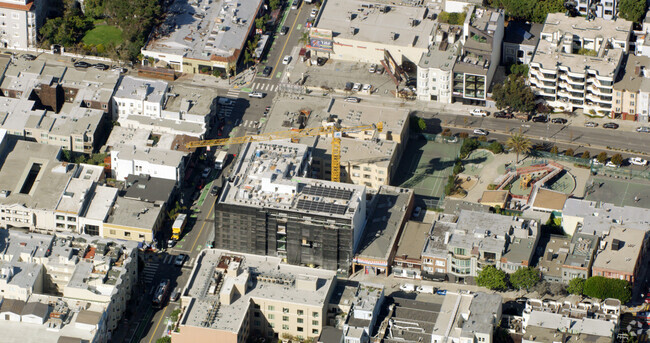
(564, 148, 574, 157)
(460, 138, 480, 158)
(619, 0, 647, 22)
(298, 31, 309, 46)
(156, 337, 171, 343)
(488, 141, 504, 154)
(581, 151, 591, 159)
(611, 153, 623, 166)
(506, 132, 532, 164)
(476, 266, 508, 291)
(596, 151, 608, 164)
(492, 75, 536, 113)
(510, 267, 540, 290)
(567, 277, 585, 295)
(550, 145, 559, 155)
(417, 118, 427, 131)
(509, 63, 529, 77)
(269, 0, 281, 10)
(444, 175, 462, 196)
(453, 159, 464, 175)
(583, 276, 631, 303)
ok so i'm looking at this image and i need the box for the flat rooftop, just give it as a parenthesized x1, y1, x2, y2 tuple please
(325, 100, 409, 141)
(562, 199, 650, 236)
(124, 174, 176, 204)
(538, 235, 572, 279)
(112, 143, 186, 167)
(504, 21, 543, 46)
(355, 186, 412, 262)
(104, 126, 153, 151)
(114, 76, 167, 103)
(394, 220, 431, 261)
(143, 0, 263, 61)
(422, 219, 455, 259)
(315, 0, 436, 49)
(527, 310, 615, 338)
(543, 13, 632, 42)
(592, 226, 645, 274)
(220, 140, 365, 219)
(82, 185, 118, 221)
(418, 25, 461, 70)
(105, 197, 163, 231)
(309, 136, 396, 168)
(614, 54, 650, 92)
(182, 249, 336, 333)
(531, 188, 569, 211)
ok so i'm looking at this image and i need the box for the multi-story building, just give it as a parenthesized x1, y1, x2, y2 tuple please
(341, 283, 384, 343)
(592, 226, 648, 284)
(613, 54, 650, 120)
(173, 250, 336, 343)
(528, 14, 632, 115)
(562, 198, 650, 236)
(569, 0, 618, 20)
(214, 141, 367, 273)
(502, 21, 542, 65)
(141, 0, 263, 75)
(421, 217, 456, 281)
(431, 292, 502, 343)
(109, 143, 188, 183)
(537, 233, 598, 284)
(417, 24, 461, 103)
(392, 220, 433, 280)
(639, 77, 650, 123)
(0, 0, 47, 49)
(445, 211, 539, 283)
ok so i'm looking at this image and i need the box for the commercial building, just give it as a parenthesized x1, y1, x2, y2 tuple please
(522, 297, 621, 343)
(141, 0, 264, 74)
(392, 220, 432, 279)
(112, 76, 217, 137)
(214, 141, 367, 273)
(451, 7, 504, 105)
(613, 54, 650, 121)
(309, 0, 438, 66)
(109, 142, 188, 183)
(592, 226, 648, 284)
(0, 0, 47, 49)
(102, 196, 164, 242)
(173, 250, 336, 343)
(352, 186, 413, 275)
(445, 211, 539, 283)
(528, 14, 632, 115)
(431, 292, 502, 343)
(502, 21, 542, 65)
(537, 232, 598, 284)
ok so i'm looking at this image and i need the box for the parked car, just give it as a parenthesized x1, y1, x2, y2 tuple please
(344, 96, 360, 103)
(210, 185, 220, 196)
(369, 64, 376, 73)
(436, 289, 447, 296)
(592, 158, 604, 166)
(262, 66, 273, 77)
(416, 285, 435, 294)
(21, 54, 36, 60)
(248, 92, 265, 98)
(73, 61, 91, 68)
(174, 254, 186, 267)
(316, 57, 327, 66)
(399, 284, 416, 292)
(585, 121, 598, 127)
(493, 111, 512, 119)
(344, 82, 353, 91)
(362, 84, 372, 92)
(532, 115, 548, 123)
(170, 288, 181, 302)
(167, 239, 176, 248)
(637, 126, 650, 133)
(352, 83, 362, 91)
(310, 8, 318, 17)
(412, 206, 422, 218)
(282, 55, 292, 65)
(603, 122, 619, 129)
(469, 109, 488, 117)
(473, 128, 488, 136)
(280, 26, 289, 35)
(551, 117, 568, 124)
(605, 161, 619, 168)
(291, 0, 300, 9)
(629, 157, 649, 166)
(93, 63, 109, 70)
(112, 66, 127, 73)
(201, 167, 211, 178)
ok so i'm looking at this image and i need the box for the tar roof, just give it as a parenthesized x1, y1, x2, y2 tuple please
(592, 226, 646, 274)
(105, 197, 163, 230)
(394, 220, 431, 260)
(124, 175, 176, 204)
(613, 54, 650, 92)
(504, 21, 542, 45)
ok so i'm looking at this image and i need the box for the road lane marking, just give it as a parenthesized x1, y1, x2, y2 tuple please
(148, 306, 169, 343)
(190, 200, 216, 253)
(272, 2, 303, 75)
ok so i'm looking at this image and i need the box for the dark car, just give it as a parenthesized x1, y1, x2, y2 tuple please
(532, 115, 549, 123)
(603, 122, 619, 129)
(316, 57, 327, 66)
(551, 118, 567, 124)
(22, 54, 36, 61)
(262, 66, 273, 77)
(210, 185, 220, 196)
(280, 26, 289, 35)
(93, 63, 109, 70)
(493, 111, 513, 119)
(73, 61, 91, 68)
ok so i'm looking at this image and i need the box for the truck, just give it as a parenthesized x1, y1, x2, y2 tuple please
(171, 214, 187, 241)
(152, 279, 170, 308)
(416, 285, 435, 294)
(214, 151, 228, 170)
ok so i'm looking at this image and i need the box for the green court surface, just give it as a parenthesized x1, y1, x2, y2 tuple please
(586, 176, 650, 208)
(464, 150, 494, 177)
(396, 139, 460, 199)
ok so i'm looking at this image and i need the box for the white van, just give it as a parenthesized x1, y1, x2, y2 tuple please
(416, 285, 435, 294)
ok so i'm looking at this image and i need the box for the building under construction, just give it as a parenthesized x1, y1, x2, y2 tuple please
(213, 141, 367, 274)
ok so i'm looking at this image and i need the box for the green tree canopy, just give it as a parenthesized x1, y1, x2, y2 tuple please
(488, 141, 504, 154)
(492, 75, 536, 113)
(506, 133, 532, 164)
(489, 0, 564, 22)
(596, 152, 608, 164)
(567, 277, 585, 295)
(619, 0, 647, 22)
(510, 267, 540, 290)
(611, 153, 623, 166)
(583, 276, 631, 303)
(476, 266, 508, 291)
(460, 138, 480, 158)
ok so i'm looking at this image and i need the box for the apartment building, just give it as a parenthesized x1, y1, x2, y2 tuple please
(341, 283, 384, 343)
(537, 233, 598, 284)
(445, 211, 539, 283)
(569, 0, 618, 20)
(0, 0, 47, 49)
(451, 7, 504, 105)
(431, 292, 502, 343)
(421, 218, 456, 281)
(392, 220, 433, 279)
(173, 250, 336, 343)
(109, 143, 188, 183)
(417, 24, 461, 103)
(613, 54, 650, 121)
(502, 21, 542, 65)
(141, 0, 263, 74)
(214, 141, 367, 273)
(528, 14, 632, 115)
(592, 226, 648, 283)
(562, 198, 650, 236)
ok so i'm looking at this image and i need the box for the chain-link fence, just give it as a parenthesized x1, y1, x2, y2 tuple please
(590, 164, 650, 180)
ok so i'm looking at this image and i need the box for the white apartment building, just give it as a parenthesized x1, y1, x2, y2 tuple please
(0, 0, 47, 49)
(417, 24, 461, 103)
(110, 143, 187, 183)
(529, 14, 632, 115)
(112, 76, 167, 120)
(570, 0, 618, 20)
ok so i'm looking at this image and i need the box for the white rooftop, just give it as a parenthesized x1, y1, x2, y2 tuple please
(114, 76, 168, 103)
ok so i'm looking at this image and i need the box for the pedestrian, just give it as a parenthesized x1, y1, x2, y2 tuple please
(635, 196, 640, 202)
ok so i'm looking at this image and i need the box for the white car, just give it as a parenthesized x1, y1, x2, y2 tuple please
(470, 109, 488, 117)
(248, 92, 264, 98)
(592, 158, 603, 166)
(282, 55, 292, 65)
(473, 129, 488, 136)
(352, 83, 362, 91)
(399, 283, 416, 292)
(629, 157, 648, 166)
(310, 8, 318, 17)
(369, 64, 376, 73)
(605, 161, 619, 168)
(344, 97, 360, 103)
(362, 84, 372, 92)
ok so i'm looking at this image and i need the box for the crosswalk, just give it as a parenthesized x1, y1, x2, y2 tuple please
(250, 82, 278, 92)
(141, 261, 159, 285)
(241, 120, 261, 128)
(226, 89, 240, 98)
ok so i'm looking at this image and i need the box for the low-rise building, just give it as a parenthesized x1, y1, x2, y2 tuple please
(103, 196, 164, 242)
(613, 54, 650, 120)
(538, 232, 598, 284)
(417, 24, 461, 103)
(421, 217, 456, 281)
(392, 220, 432, 279)
(562, 198, 650, 236)
(592, 226, 648, 283)
(352, 186, 413, 276)
(432, 292, 502, 343)
(109, 143, 188, 183)
(342, 283, 384, 343)
(173, 250, 337, 343)
(502, 21, 542, 65)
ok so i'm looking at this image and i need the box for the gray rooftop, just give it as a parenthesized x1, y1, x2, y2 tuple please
(592, 226, 645, 274)
(461, 292, 501, 337)
(384, 296, 444, 343)
(418, 24, 461, 70)
(422, 220, 456, 259)
(103, 126, 152, 151)
(143, 0, 263, 61)
(105, 197, 163, 231)
(81, 185, 118, 222)
(124, 174, 176, 205)
(114, 76, 168, 103)
(355, 186, 412, 261)
(526, 310, 615, 338)
(308, 136, 396, 169)
(111, 143, 187, 167)
(562, 199, 650, 236)
(504, 21, 543, 46)
(613, 54, 650, 91)
(394, 220, 432, 261)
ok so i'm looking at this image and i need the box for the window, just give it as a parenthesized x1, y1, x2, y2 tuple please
(56, 215, 65, 221)
(268, 305, 275, 311)
(282, 324, 289, 330)
(139, 234, 145, 239)
(435, 260, 445, 266)
(124, 232, 131, 237)
(312, 320, 318, 325)
(297, 310, 303, 315)
(268, 314, 274, 320)
(282, 308, 289, 313)
(110, 230, 116, 235)
(254, 320, 260, 326)
(282, 316, 289, 321)
(453, 247, 466, 255)
(297, 327, 304, 332)
(297, 318, 303, 323)
(312, 312, 319, 318)
(67, 216, 76, 222)
(312, 329, 319, 334)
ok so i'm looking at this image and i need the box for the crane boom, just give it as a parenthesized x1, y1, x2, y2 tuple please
(187, 122, 383, 182)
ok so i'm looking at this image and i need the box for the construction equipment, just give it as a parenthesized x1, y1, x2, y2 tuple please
(186, 122, 384, 182)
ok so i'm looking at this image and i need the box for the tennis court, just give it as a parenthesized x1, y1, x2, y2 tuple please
(395, 138, 460, 200)
(585, 176, 650, 208)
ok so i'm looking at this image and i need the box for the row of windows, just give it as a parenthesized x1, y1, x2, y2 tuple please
(267, 306, 319, 318)
(56, 215, 76, 222)
(0, 209, 28, 216)
(108, 229, 146, 239)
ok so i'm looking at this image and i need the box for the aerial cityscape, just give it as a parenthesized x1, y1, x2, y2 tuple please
(0, 0, 648, 342)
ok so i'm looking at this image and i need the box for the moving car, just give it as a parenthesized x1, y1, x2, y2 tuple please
(93, 63, 109, 70)
(210, 185, 221, 196)
(262, 66, 273, 77)
(344, 97, 360, 103)
(584, 121, 598, 127)
(551, 117, 568, 124)
(470, 109, 488, 117)
(280, 26, 289, 35)
(170, 288, 181, 302)
(493, 111, 513, 119)
(201, 167, 211, 178)
(174, 254, 186, 267)
(73, 61, 91, 68)
(400, 283, 416, 292)
(603, 122, 619, 129)
(629, 157, 649, 166)
(473, 128, 488, 136)
(282, 55, 292, 64)
(310, 8, 318, 17)
(605, 161, 619, 168)
(637, 126, 650, 133)
(167, 239, 175, 248)
(248, 92, 265, 98)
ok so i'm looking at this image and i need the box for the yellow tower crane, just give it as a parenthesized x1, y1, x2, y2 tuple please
(186, 122, 384, 182)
